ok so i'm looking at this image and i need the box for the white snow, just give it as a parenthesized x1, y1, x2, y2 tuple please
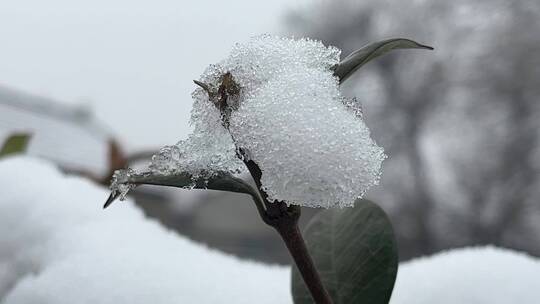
(1, 157, 539, 303)
(0, 157, 290, 304)
(149, 128, 244, 178)
(201, 35, 385, 208)
(391, 246, 540, 304)
(114, 35, 386, 208)
(109, 168, 137, 200)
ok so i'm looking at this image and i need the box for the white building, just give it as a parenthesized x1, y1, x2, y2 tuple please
(0, 84, 110, 176)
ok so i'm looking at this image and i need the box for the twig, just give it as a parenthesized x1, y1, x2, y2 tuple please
(240, 151, 334, 304)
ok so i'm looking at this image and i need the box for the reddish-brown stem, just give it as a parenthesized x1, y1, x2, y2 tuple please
(240, 153, 334, 304)
(271, 203, 334, 304)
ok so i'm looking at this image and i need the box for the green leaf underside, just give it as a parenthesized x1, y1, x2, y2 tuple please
(334, 38, 434, 83)
(104, 171, 259, 208)
(0, 133, 32, 158)
(292, 200, 398, 304)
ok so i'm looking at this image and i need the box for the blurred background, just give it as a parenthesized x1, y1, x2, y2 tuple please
(1, 0, 539, 264)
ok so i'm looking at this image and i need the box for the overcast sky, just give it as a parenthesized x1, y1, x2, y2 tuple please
(0, 0, 310, 150)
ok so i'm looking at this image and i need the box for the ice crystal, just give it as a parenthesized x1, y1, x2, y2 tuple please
(110, 169, 136, 201)
(149, 132, 243, 177)
(341, 96, 364, 118)
(109, 130, 244, 200)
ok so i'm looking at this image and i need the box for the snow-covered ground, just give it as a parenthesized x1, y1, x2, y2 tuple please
(391, 246, 540, 304)
(0, 157, 289, 304)
(1, 157, 539, 303)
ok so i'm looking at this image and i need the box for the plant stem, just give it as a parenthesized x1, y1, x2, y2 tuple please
(240, 153, 334, 304)
(271, 203, 334, 304)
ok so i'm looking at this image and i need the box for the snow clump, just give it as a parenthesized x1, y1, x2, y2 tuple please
(113, 35, 386, 208)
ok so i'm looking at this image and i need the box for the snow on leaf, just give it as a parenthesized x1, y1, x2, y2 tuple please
(105, 168, 260, 209)
(213, 35, 385, 208)
(109, 35, 388, 208)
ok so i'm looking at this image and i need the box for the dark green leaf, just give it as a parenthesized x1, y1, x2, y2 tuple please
(292, 200, 398, 304)
(0, 133, 32, 158)
(334, 38, 433, 83)
(103, 170, 260, 209)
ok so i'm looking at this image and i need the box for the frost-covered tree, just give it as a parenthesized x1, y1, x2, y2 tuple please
(287, 0, 540, 259)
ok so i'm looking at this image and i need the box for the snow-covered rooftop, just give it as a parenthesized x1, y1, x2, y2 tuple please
(0, 84, 110, 175)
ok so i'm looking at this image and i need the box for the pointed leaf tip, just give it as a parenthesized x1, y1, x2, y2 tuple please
(102, 170, 260, 209)
(103, 192, 119, 209)
(334, 38, 434, 83)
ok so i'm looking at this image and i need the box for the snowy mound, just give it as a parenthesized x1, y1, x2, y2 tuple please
(1, 157, 539, 303)
(0, 157, 289, 304)
(391, 246, 540, 304)
(126, 35, 386, 208)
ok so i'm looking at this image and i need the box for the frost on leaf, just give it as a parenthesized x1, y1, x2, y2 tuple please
(149, 133, 243, 177)
(108, 131, 245, 201)
(110, 169, 136, 201)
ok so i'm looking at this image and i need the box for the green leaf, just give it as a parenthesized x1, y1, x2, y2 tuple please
(292, 200, 398, 304)
(104, 170, 261, 209)
(334, 38, 433, 83)
(0, 133, 32, 158)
